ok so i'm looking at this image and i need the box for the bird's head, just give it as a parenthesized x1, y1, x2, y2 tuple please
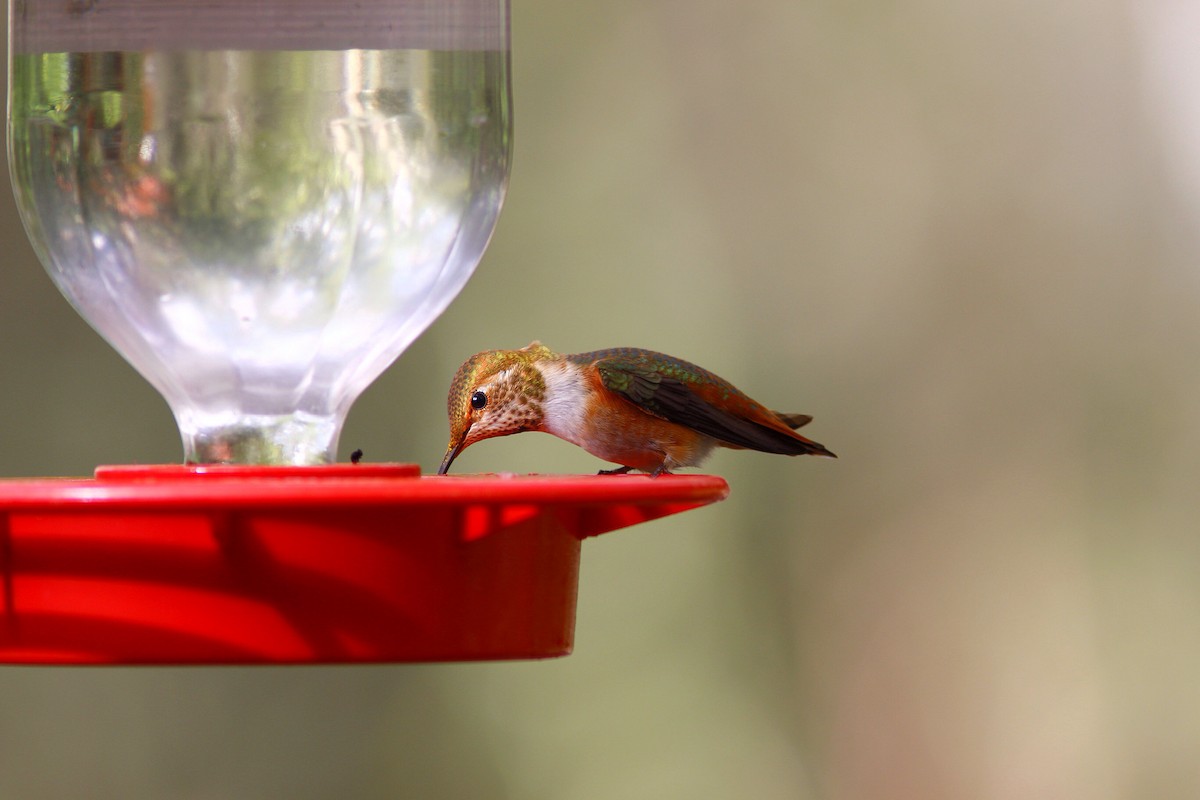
(437, 342, 558, 474)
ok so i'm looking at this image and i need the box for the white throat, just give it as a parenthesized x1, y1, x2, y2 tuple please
(534, 360, 591, 444)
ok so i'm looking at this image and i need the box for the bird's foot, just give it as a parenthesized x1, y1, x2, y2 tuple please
(597, 465, 635, 475)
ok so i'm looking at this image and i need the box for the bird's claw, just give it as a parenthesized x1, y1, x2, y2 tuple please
(596, 465, 673, 477)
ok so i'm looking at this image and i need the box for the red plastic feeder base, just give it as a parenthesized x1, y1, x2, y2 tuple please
(0, 465, 728, 665)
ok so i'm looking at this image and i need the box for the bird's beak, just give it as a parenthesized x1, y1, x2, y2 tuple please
(437, 437, 467, 475)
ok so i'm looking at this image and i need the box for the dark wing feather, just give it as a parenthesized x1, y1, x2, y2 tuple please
(585, 349, 834, 457)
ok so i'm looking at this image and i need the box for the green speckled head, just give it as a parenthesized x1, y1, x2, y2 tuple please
(439, 342, 558, 474)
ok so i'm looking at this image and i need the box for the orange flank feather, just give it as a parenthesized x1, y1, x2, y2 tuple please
(569, 365, 715, 473)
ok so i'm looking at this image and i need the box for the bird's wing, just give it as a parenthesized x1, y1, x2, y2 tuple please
(587, 349, 830, 456)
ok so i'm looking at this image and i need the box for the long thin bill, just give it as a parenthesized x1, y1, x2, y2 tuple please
(437, 441, 465, 475)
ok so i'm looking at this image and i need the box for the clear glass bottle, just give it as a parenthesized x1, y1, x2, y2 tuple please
(8, 0, 512, 464)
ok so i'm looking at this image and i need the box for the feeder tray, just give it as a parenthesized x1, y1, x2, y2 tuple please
(0, 465, 728, 664)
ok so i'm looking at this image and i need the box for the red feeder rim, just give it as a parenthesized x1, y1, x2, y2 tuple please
(0, 465, 728, 665)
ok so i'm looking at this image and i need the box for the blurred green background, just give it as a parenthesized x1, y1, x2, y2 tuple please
(3, 1, 1200, 797)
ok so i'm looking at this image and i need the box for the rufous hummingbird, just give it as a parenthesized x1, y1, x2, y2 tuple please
(437, 342, 835, 476)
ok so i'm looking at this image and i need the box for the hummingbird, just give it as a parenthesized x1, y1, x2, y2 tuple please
(437, 342, 835, 476)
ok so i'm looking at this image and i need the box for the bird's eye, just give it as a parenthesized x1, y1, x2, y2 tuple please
(470, 391, 488, 410)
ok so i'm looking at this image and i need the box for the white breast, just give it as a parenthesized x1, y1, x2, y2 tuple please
(535, 360, 592, 446)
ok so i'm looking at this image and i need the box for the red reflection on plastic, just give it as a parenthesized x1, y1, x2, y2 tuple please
(0, 466, 727, 664)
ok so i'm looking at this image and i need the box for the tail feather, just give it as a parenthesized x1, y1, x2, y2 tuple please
(769, 411, 835, 458)
(714, 414, 836, 458)
(774, 412, 813, 430)
(793, 437, 837, 459)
